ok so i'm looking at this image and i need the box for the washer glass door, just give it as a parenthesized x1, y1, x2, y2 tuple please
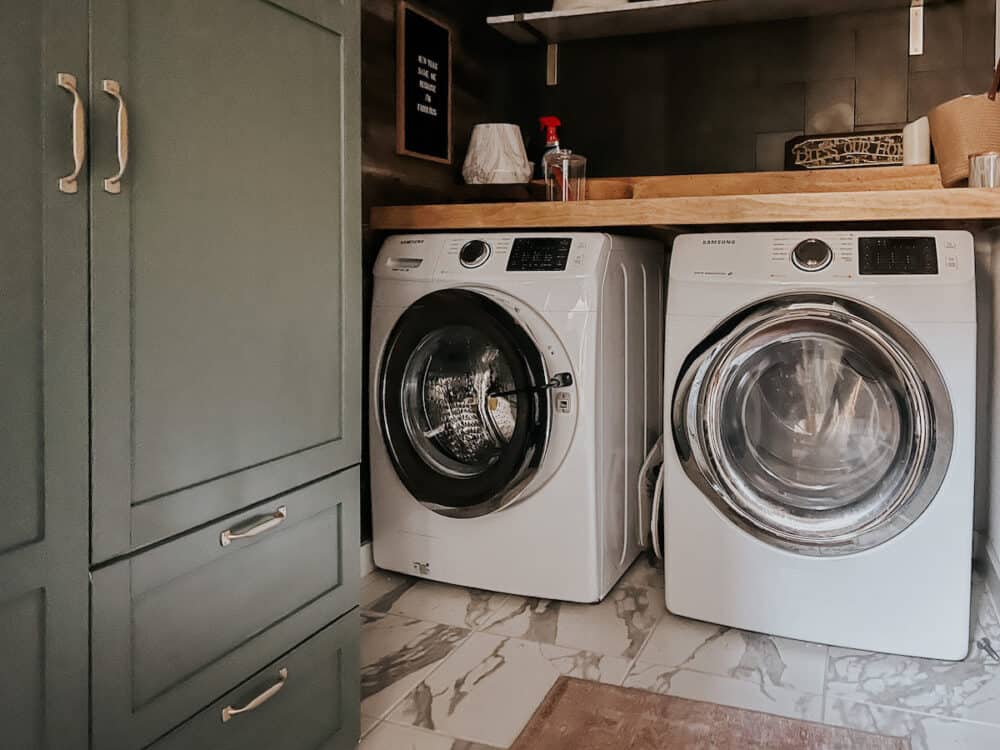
(401, 324, 520, 479)
(673, 295, 953, 554)
(380, 289, 550, 518)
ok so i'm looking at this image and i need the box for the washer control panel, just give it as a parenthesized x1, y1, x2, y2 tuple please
(791, 238, 833, 272)
(506, 237, 573, 271)
(859, 236, 938, 275)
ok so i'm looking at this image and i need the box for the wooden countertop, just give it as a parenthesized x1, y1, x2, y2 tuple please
(371, 188, 1000, 231)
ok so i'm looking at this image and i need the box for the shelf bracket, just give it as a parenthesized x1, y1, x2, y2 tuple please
(909, 0, 924, 56)
(546, 43, 558, 86)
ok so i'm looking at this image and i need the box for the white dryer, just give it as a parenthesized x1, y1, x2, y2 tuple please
(370, 232, 663, 602)
(664, 231, 976, 659)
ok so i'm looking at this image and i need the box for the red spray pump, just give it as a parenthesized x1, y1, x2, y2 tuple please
(538, 116, 562, 179)
(540, 115, 561, 148)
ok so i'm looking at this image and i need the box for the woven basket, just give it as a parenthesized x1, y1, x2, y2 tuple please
(928, 94, 1000, 186)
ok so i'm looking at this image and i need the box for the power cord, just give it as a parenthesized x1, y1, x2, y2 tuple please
(638, 436, 665, 559)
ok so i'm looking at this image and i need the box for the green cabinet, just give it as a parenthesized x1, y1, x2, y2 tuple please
(0, 2, 90, 749)
(3, 0, 362, 748)
(89, 0, 363, 562)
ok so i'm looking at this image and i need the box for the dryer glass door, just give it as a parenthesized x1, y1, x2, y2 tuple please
(379, 289, 550, 518)
(673, 295, 953, 555)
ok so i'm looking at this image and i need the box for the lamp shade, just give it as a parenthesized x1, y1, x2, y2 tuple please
(462, 123, 532, 185)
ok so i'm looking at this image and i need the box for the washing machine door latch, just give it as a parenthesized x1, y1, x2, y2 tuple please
(490, 372, 573, 399)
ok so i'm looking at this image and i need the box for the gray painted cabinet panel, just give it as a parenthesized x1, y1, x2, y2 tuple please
(89, 0, 363, 562)
(150, 610, 360, 750)
(0, 2, 90, 748)
(92, 468, 361, 750)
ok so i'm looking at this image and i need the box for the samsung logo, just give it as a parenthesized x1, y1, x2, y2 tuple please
(400, 239, 425, 245)
(702, 239, 736, 245)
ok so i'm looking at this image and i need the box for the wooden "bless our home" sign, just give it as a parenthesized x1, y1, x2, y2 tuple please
(396, 1, 452, 164)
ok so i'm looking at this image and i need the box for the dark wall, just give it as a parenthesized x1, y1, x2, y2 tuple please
(362, 0, 541, 219)
(543, 0, 996, 176)
(359, 0, 541, 542)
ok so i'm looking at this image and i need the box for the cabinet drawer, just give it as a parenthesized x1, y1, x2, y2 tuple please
(92, 468, 359, 750)
(150, 610, 360, 750)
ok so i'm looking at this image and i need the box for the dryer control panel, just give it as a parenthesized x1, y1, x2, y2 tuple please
(858, 236, 939, 275)
(669, 231, 973, 283)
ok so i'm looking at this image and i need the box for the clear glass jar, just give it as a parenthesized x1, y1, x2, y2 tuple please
(543, 149, 586, 201)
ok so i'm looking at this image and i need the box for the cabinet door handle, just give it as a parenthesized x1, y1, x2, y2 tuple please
(101, 79, 129, 194)
(57, 73, 86, 194)
(220, 505, 287, 547)
(221, 668, 288, 723)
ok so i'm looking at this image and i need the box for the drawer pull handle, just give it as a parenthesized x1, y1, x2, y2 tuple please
(220, 505, 287, 547)
(101, 79, 129, 194)
(221, 668, 288, 723)
(57, 73, 86, 194)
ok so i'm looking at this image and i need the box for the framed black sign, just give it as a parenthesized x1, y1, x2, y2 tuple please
(396, 1, 452, 164)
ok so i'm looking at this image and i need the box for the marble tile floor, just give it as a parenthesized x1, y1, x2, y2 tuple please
(359, 559, 1000, 750)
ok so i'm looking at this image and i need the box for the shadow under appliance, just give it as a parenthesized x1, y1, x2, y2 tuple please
(371, 232, 663, 602)
(664, 231, 976, 659)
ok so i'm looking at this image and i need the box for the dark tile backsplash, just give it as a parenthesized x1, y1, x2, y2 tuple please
(855, 19, 908, 79)
(911, 2, 966, 73)
(754, 83, 807, 132)
(540, 0, 996, 175)
(805, 78, 856, 133)
(857, 75, 909, 125)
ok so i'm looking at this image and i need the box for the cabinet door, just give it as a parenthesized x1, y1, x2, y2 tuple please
(0, 2, 90, 748)
(89, 0, 363, 562)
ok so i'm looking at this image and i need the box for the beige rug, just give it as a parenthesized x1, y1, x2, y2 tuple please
(510, 677, 909, 750)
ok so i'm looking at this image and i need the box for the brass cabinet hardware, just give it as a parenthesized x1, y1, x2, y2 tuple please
(219, 506, 288, 547)
(57, 73, 86, 194)
(221, 668, 288, 723)
(101, 79, 129, 194)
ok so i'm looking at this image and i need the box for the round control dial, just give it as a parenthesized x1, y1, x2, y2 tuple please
(459, 240, 491, 268)
(791, 238, 833, 272)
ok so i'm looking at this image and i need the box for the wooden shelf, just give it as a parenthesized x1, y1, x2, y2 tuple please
(371, 188, 1000, 231)
(537, 166, 946, 200)
(488, 0, 939, 44)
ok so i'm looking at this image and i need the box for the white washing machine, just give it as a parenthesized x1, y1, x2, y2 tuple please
(370, 232, 663, 602)
(664, 230, 976, 659)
